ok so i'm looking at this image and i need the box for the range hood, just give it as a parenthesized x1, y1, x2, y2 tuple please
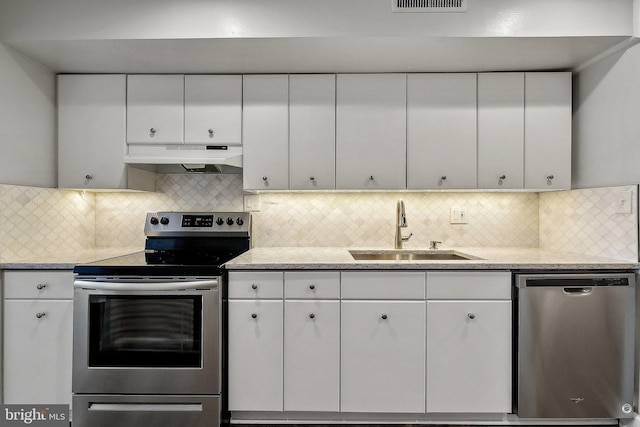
(125, 144, 242, 174)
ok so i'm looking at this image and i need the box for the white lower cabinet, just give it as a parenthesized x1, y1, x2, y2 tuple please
(426, 271, 512, 413)
(227, 299, 284, 411)
(284, 300, 340, 411)
(341, 300, 426, 413)
(2, 270, 74, 405)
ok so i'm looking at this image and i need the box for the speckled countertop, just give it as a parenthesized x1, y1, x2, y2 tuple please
(0, 248, 140, 270)
(224, 247, 639, 270)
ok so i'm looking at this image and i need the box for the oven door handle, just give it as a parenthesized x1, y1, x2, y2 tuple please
(73, 279, 218, 291)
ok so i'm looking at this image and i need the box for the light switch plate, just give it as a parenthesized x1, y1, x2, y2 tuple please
(244, 194, 261, 212)
(614, 191, 633, 214)
(450, 206, 468, 224)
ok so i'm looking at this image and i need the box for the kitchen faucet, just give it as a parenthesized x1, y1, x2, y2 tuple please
(394, 199, 412, 249)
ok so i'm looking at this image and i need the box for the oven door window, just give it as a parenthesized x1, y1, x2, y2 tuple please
(89, 295, 202, 368)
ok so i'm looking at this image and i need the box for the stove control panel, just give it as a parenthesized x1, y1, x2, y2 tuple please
(145, 211, 251, 236)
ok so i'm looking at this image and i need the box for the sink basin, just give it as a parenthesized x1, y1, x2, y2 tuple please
(349, 250, 481, 261)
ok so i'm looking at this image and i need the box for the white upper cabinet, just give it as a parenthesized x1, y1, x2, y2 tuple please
(184, 75, 242, 145)
(477, 73, 525, 189)
(289, 74, 336, 190)
(407, 73, 477, 190)
(524, 72, 572, 190)
(336, 74, 407, 190)
(126, 75, 184, 144)
(243, 75, 289, 190)
(58, 74, 154, 191)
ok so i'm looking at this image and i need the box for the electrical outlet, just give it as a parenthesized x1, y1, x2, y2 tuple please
(450, 206, 468, 224)
(614, 191, 633, 214)
(244, 194, 261, 212)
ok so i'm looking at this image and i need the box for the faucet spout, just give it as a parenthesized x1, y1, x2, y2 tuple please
(394, 200, 411, 249)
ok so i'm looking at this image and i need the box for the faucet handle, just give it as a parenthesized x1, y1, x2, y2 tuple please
(402, 233, 413, 242)
(429, 240, 442, 250)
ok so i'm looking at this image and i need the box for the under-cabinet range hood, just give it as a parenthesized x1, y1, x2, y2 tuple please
(125, 144, 242, 174)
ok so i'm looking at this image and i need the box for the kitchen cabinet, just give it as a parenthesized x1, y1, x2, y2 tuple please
(2, 270, 74, 405)
(126, 75, 184, 144)
(243, 75, 289, 190)
(524, 72, 572, 190)
(407, 73, 477, 189)
(336, 74, 407, 190)
(289, 74, 336, 190)
(57, 74, 155, 191)
(227, 272, 284, 411)
(477, 73, 525, 190)
(184, 75, 242, 145)
(426, 272, 512, 413)
(284, 271, 340, 411)
(340, 271, 426, 413)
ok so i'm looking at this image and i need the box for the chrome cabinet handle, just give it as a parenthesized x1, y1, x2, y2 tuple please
(36, 312, 46, 319)
(467, 313, 476, 320)
(36, 283, 47, 290)
(381, 314, 388, 320)
(208, 129, 214, 138)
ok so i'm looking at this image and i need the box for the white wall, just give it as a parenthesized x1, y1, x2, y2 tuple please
(0, 43, 56, 187)
(572, 41, 640, 188)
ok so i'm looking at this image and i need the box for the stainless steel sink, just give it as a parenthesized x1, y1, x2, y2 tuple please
(349, 250, 481, 261)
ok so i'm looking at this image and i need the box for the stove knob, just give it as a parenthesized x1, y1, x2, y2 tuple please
(216, 217, 224, 225)
(226, 217, 234, 226)
(160, 217, 169, 225)
(150, 217, 159, 225)
(236, 217, 244, 226)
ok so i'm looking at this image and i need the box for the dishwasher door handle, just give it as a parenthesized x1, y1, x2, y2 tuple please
(563, 287, 593, 295)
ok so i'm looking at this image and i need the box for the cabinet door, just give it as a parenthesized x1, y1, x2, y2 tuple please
(407, 74, 477, 189)
(289, 74, 336, 190)
(524, 72, 572, 190)
(284, 300, 340, 411)
(341, 301, 426, 413)
(228, 300, 283, 411)
(243, 75, 289, 190)
(126, 75, 184, 144)
(3, 300, 73, 404)
(336, 74, 406, 190)
(478, 73, 525, 189)
(426, 300, 512, 413)
(58, 74, 129, 190)
(184, 75, 242, 145)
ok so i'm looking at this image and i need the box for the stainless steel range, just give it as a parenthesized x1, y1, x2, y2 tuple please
(72, 211, 250, 427)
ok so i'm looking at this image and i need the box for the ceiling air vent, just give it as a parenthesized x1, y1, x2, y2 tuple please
(392, 0, 467, 13)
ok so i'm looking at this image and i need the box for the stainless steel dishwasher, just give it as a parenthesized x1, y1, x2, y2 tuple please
(516, 273, 636, 419)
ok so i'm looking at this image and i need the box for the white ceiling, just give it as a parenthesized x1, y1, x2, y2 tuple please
(7, 36, 631, 74)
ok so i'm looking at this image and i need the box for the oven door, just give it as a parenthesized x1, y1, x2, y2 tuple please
(73, 278, 220, 395)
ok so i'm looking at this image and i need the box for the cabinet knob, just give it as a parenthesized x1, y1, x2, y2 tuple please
(467, 313, 476, 320)
(440, 176, 447, 181)
(499, 175, 506, 180)
(36, 312, 46, 319)
(36, 283, 47, 290)
(546, 174, 555, 183)
(309, 284, 316, 290)
(85, 174, 93, 181)
(262, 176, 268, 181)
(208, 129, 214, 138)
(251, 284, 258, 290)
(309, 313, 315, 319)
(149, 128, 156, 136)
(381, 314, 388, 320)
(369, 176, 374, 181)
(309, 176, 315, 181)
(251, 313, 258, 319)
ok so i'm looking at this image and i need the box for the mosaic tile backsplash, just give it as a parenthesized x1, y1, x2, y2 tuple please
(0, 178, 637, 262)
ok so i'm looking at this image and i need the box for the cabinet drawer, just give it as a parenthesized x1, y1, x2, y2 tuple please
(3, 270, 74, 299)
(341, 272, 425, 300)
(228, 272, 283, 299)
(426, 271, 511, 300)
(285, 271, 340, 299)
